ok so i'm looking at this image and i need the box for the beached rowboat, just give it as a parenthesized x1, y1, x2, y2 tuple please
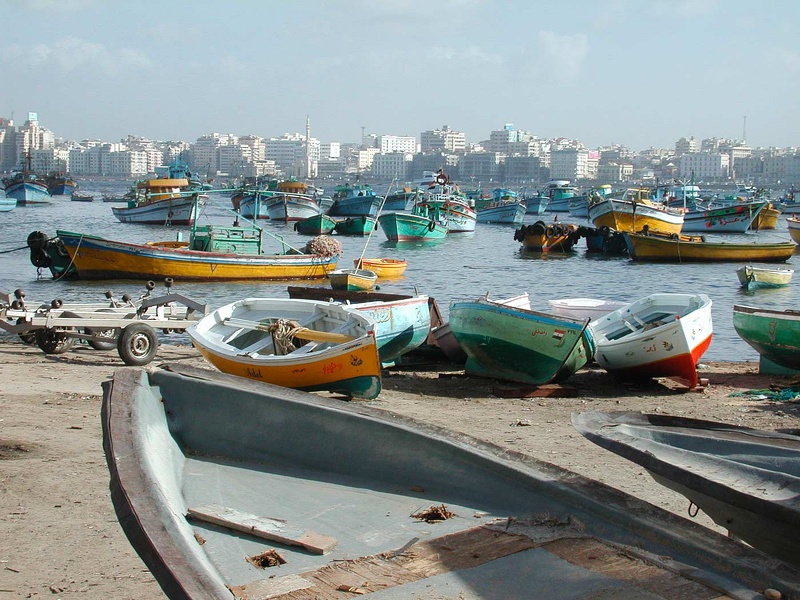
(733, 304, 800, 371)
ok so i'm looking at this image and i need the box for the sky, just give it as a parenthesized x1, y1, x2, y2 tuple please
(1, 0, 799, 151)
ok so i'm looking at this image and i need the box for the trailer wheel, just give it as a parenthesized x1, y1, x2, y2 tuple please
(35, 328, 76, 354)
(117, 323, 159, 366)
(85, 309, 119, 350)
(17, 318, 36, 345)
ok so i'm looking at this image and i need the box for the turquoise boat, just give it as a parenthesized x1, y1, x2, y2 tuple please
(449, 292, 595, 385)
(733, 305, 800, 371)
(334, 215, 376, 236)
(2, 154, 51, 204)
(378, 202, 447, 241)
(294, 213, 337, 235)
(328, 182, 381, 217)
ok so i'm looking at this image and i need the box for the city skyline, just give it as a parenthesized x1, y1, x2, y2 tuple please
(2, 0, 799, 151)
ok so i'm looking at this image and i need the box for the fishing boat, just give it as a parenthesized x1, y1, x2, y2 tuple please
(262, 181, 323, 221)
(378, 201, 448, 241)
(547, 297, 629, 321)
(111, 179, 206, 225)
(328, 181, 381, 217)
(287, 286, 432, 364)
(71, 192, 94, 202)
(750, 202, 780, 230)
(102, 365, 800, 600)
(522, 191, 548, 215)
(513, 220, 579, 252)
(544, 180, 578, 212)
(588, 188, 684, 235)
(381, 186, 415, 211)
(733, 304, 800, 371)
(0, 196, 17, 212)
(474, 188, 526, 224)
(449, 292, 595, 385)
(572, 410, 800, 568)
(681, 201, 766, 233)
(333, 215, 376, 236)
(353, 257, 407, 278)
(417, 174, 477, 233)
(46, 173, 77, 196)
(587, 293, 713, 389)
(624, 230, 796, 262)
(294, 213, 337, 235)
(187, 297, 382, 398)
(50, 226, 340, 281)
(736, 265, 794, 290)
(328, 268, 378, 291)
(788, 216, 800, 244)
(1, 153, 51, 204)
(431, 322, 468, 363)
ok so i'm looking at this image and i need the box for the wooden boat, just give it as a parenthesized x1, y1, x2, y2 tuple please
(542, 180, 578, 212)
(333, 215, 376, 236)
(71, 192, 94, 202)
(750, 202, 780, 230)
(587, 293, 713, 389)
(287, 286, 432, 364)
(328, 268, 377, 291)
(2, 153, 51, 204)
(547, 297, 629, 321)
(381, 186, 415, 211)
(0, 196, 17, 212)
(588, 188, 684, 235)
(263, 192, 322, 222)
(733, 304, 800, 370)
(328, 181, 381, 217)
(102, 365, 800, 600)
(513, 220, 578, 252)
(431, 321, 468, 363)
(353, 257, 407, 278)
(187, 297, 382, 399)
(572, 410, 800, 568)
(449, 292, 595, 385)
(681, 201, 766, 233)
(294, 213, 337, 235)
(417, 178, 477, 233)
(474, 189, 526, 224)
(736, 265, 794, 290)
(52, 228, 339, 281)
(46, 173, 77, 196)
(522, 191, 548, 214)
(378, 201, 448, 241)
(788, 216, 800, 244)
(624, 230, 797, 262)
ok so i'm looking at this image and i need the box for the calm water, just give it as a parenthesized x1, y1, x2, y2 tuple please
(1, 180, 797, 363)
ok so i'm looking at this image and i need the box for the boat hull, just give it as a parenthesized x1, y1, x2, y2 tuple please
(0, 197, 17, 212)
(378, 212, 447, 241)
(475, 203, 525, 225)
(733, 305, 800, 370)
(4, 180, 51, 204)
(624, 232, 796, 262)
(681, 202, 765, 233)
(328, 268, 377, 291)
(449, 296, 594, 385)
(513, 221, 577, 252)
(328, 196, 381, 217)
(736, 265, 794, 290)
(263, 194, 322, 221)
(295, 214, 337, 235)
(56, 230, 337, 281)
(333, 216, 376, 236)
(111, 195, 203, 225)
(588, 199, 683, 235)
(353, 258, 407, 278)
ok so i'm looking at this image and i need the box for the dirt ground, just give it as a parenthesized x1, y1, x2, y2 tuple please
(1, 338, 799, 599)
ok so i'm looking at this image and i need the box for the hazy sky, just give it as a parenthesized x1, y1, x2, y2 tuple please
(2, 0, 798, 151)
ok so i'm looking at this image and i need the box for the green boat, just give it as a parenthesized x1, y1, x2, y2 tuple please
(378, 202, 447, 241)
(449, 292, 595, 385)
(294, 213, 337, 235)
(334, 215, 376, 236)
(733, 305, 800, 370)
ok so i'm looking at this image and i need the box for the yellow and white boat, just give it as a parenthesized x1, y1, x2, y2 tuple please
(188, 297, 382, 399)
(588, 188, 684, 235)
(353, 257, 408, 278)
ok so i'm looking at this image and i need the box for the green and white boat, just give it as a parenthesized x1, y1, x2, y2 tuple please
(449, 292, 595, 385)
(378, 201, 447, 242)
(733, 305, 800, 370)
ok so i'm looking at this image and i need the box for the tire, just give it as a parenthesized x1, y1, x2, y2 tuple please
(117, 323, 159, 366)
(35, 328, 76, 354)
(17, 318, 36, 345)
(85, 309, 119, 350)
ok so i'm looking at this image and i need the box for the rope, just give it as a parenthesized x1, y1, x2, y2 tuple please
(267, 319, 305, 355)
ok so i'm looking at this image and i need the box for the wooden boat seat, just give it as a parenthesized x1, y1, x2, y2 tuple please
(607, 311, 675, 341)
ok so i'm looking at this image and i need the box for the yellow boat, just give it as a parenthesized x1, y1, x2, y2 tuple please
(329, 268, 378, 291)
(749, 203, 780, 230)
(788, 217, 800, 244)
(624, 230, 797, 262)
(353, 257, 408, 278)
(187, 297, 382, 399)
(513, 220, 578, 252)
(55, 228, 338, 281)
(588, 188, 684, 235)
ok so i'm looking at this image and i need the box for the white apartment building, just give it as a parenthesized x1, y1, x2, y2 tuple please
(550, 148, 589, 181)
(420, 125, 466, 153)
(679, 152, 730, 180)
(376, 135, 417, 154)
(30, 148, 69, 174)
(371, 152, 412, 180)
(675, 136, 700, 156)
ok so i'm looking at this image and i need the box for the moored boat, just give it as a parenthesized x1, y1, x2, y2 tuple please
(736, 265, 794, 290)
(111, 178, 206, 225)
(733, 304, 800, 371)
(544, 180, 578, 212)
(0, 196, 17, 212)
(624, 230, 796, 262)
(262, 182, 322, 221)
(328, 181, 381, 217)
(750, 202, 780, 230)
(187, 297, 382, 398)
(378, 201, 448, 242)
(587, 292, 713, 389)
(51, 227, 340, 281)
(513, 220, 579, 252)
(572, 410, 800, 568)
(333, 215, 376, 236)
(681, 201, 766, 233)
(449, 292, 595, 385)
(788, 216, 800, 244)
(2, 153, 51, 204)
(474, 188, 525, 224)
(71, 192, 94, 202)
(46, 173, 77, 196)
(102, 365, 800, 600)
(588, 188, 684, 235)
(294, 213, 337, 235)
(328, 268, 378, 291)
(353, 257, 407, 278)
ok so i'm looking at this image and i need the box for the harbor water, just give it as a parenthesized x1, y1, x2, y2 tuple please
(1, 180, 797, 363)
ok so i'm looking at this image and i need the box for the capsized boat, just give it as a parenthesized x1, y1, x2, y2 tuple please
(187, 297, 381, 399)
(587, 293, 713, 389)
(449, 292, 595, 385)
(572, 410, 800, 569)
(624, 230, 796, 262)
(736, 265, 794, 290)
(733, 304, 800, 371)
(52, 227, 340, 281)
(102, 365, 800, 600)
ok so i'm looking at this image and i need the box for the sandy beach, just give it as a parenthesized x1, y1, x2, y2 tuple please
(1, 338, 799, 599)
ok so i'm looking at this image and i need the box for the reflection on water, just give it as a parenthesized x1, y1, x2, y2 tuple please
(1, 180, 797, 362)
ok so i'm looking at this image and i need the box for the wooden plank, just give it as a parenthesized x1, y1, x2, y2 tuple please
(186, 504, 337, 555)
(493, 383, 579, 398)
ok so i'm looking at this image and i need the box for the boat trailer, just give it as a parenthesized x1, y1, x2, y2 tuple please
(1, 280, 208, 365)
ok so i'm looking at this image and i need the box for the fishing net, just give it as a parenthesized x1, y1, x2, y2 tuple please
(305, 235, 343, 257)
